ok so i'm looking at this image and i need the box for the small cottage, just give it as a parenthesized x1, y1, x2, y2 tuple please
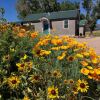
(20, 10, 80, 36)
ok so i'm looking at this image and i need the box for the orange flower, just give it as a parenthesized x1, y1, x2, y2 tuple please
(88, 70, 94, 79)
(80, 61, 88, 66)
(17, 32, 26, 37)
(80, 68, 89, 75)
(94, 68, 100, 75)
(51, 39, 62, 45)
(91, 58, 98, 64)
(30, 32, 38, 39)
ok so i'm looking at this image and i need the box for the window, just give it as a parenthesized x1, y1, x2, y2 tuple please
(64, 20, 68, 28)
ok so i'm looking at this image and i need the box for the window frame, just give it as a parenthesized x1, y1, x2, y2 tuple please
(63, 20, 69, 29)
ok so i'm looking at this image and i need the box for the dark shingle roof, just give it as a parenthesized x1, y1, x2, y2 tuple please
(24, 10, 79, 22)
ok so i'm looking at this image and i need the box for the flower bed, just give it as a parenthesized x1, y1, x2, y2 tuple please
(0, 25, 100, 100)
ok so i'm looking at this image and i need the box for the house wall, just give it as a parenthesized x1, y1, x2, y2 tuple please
(51, 20, 76, 35)
(31, 22, 43, 32)
(23, 19, 76, 35)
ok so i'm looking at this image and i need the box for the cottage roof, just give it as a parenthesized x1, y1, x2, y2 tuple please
(24, 10, 79, 22)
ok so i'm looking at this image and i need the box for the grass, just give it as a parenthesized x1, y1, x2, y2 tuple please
(86, 30, 100, 37)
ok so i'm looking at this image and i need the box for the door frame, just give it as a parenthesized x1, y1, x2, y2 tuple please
(40, 17, 50, 34)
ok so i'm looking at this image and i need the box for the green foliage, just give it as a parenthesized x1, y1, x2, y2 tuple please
(0, 8, 5, 18)
(16, 0, 79, 19)
(80, 13, 86, 20)
(82, 0, 99, 35)
(60, 0, 79, 11)
(0, 8, 6, 24)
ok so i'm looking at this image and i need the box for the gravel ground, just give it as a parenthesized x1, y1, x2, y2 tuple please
(76, 37, 100, 55)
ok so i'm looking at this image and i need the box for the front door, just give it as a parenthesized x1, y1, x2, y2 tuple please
(43, 20, 49, 34)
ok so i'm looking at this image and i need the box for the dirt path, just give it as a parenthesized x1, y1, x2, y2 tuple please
(76, 37, 100, 55)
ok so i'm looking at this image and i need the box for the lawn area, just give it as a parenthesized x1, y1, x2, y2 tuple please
(86, 30, 100, 37)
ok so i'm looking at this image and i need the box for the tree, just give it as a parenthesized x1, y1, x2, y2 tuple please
(16, 0, 79, 20)
(93, 0, 100, 19)
(80, 13, 85, 20)
(82, 0, 99, 36)
(60, 0, 79, 11)
(0, 8, 6, 23)
(0, 8, 5, 19)
(16, 0, 60, 19)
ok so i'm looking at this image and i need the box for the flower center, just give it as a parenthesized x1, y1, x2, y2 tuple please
(51, 90, 56, 95)
(69, 57, 74, 61)
(69, 80, 74, 83)
(5, 56, 9, 60)
(36, 50, 41, 55)
(21, 64, 25, 67)
(73, 87, 77, 92)
(53, 72, 57, 76)
(11, 80, 17, 84)
(80, 83, 85, 88)
(34, 76, 39, 80)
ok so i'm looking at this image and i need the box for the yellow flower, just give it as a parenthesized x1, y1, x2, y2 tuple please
(16, 63, 26, 71)
(47, 86, 59, 99)
(77, 79, 89, 92)
(80, 61, 88, 66)
(40, 50, 51, 56)
(29, 75, 40, 83)
(60, 45, 70, 50)
(88, 70, 94, 79)
(2, 55, 10, 62)
(89, 48, 96, 57)
(76, 42, 87, 49)
(68, 79, 74, 84)
(21, 54, 28, 60)
(74, 49, 80, 52)
(57, 52, 66, 60)
(76, 54, 84, 58)
(64, 79, 68, 84)
(7, 76, 20, 89)
(80, 68, 89, 75)
(51, 39, 62, 45)
(10, 48, 15, 52)
(87, 66, 93, 70)
(94, 68, 100, 75)
(23, 54, 28, 60)
(72, 87, 78, 95)
(67, 56, 75, 62)
(52, 70, 62, 78)
(51, 47, 60, 51)
(82, 52, 89, 57)
(23, 96, 30, 100)
(26, 61, 33, 70)
(91, 58, 98, 64)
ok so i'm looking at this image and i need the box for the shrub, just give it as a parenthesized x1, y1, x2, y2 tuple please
(0, 25, 100, 100)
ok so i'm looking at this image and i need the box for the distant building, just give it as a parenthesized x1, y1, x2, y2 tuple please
(17, 10, 80, 36)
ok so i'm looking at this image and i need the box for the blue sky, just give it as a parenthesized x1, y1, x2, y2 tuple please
(0, 0, 100, 24)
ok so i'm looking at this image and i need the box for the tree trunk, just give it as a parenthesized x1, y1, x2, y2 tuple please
(90, 29, 94, 36)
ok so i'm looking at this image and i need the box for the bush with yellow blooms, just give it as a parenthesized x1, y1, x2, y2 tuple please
(0, 25, 100, 100)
